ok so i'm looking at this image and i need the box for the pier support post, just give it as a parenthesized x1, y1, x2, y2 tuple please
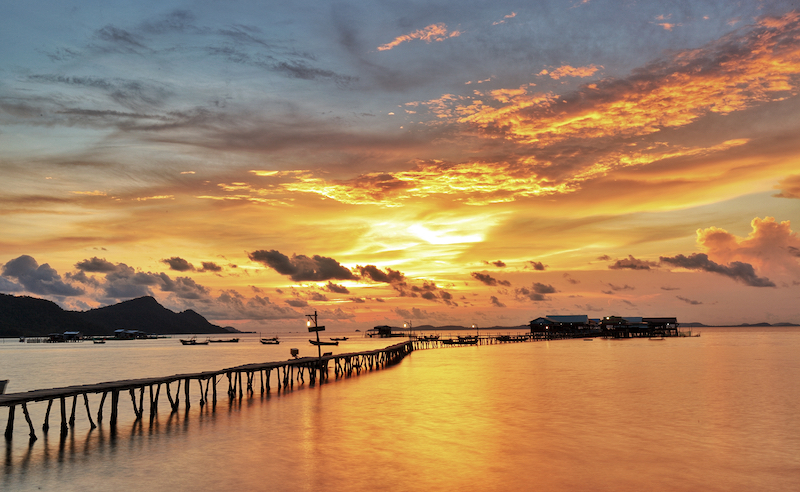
(110, 390, 119, 429)
(60, 397, 68, 436)
(184, 378, 190, 411)
(69, 395, 77, 427)
(43, 399, 53, 433)
(83, 394, 96, 429)
(22, 403, 36, 441)
(212, 376, 217, 405)
(97, 391, 107, 423)
(4, 405, 15, 440)
(129, 389, 142, 420)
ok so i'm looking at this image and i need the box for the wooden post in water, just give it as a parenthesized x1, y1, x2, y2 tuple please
(4, 405, 14, 440)
(43, 399, 53, 432)
(110, 389, 119, 428)
(60, 397, 68, 435)
(21, 403, 36, 441)
(97, 391, 107, 423)
(83, 394, 96, 429)
(212, 375, 217, 405)
(184, 378, 190, 411)
(69, 395, 77, 427)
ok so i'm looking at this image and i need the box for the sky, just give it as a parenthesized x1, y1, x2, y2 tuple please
(1, 0, 800, 331)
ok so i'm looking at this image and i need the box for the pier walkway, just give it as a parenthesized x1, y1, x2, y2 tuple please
(1, 341, 412, 441)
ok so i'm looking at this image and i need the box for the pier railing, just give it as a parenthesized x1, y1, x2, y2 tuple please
(1, 341, 413, 442)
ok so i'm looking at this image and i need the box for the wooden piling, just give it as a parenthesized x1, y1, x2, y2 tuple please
(4, 405, 14, 440)
(43, 399, 52, 432)
(21, 403, 36, 441)
(83, 394, 96, 429)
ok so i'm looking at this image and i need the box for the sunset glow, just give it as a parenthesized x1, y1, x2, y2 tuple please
(1, 1, 799, 330)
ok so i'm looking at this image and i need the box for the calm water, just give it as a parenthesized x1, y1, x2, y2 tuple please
(2, 328, 799, 491)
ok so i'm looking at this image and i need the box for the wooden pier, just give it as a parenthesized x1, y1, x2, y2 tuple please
(1, 341, 412, 441)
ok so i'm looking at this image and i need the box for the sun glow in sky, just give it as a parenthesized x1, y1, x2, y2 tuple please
(1, 0, 800, 330)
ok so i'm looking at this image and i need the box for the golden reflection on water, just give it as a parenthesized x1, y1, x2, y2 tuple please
(3, 329, 800, 491)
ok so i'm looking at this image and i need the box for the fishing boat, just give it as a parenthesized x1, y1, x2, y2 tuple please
(209, 338, 239, 343)
(260, 338, 280, 345)
(309, 339, 338, 346)
(93, 338, 106, 344)
(330, 337, 348, 341)
(180, 336, 209, 345)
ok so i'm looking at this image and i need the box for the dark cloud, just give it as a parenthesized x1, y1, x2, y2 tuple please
(162, 257, 194, 272)
(355, 265, 405, 283)
(492, 260, 506, 267)
(75, 257, 119, 273)
(490, 295, 506, 307)
(307, 292, 328, 302)
(563, 273, 580, 284)
(661, 286, 680, 291)
(515, 282, 557, 301)
(349, 297, 365, 303)
(528, 261, 546, 271)
(606, 283, 635, 291)
(597, 255, 612, 261)
(470, 272, 511, 287)
(199, 262, 223, 272)
(324, 281, 350, 294)
(0, 276, 23, 292)
(677, 296, 703, 305)
(286, 298, 309, 308)
(1, 255, 84, 296)
(659, 253, 775, 287)
(213, 290, 300, 321)
(159, 275, 209, 299)
(608, 255, 658, 270)
(248, 250, 357, 282)
(393, 306, 439, 320)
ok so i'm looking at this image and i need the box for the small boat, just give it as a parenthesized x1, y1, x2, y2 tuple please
(330, 337, 348, 341)
(209, 338, 239, 343)
(649, 336, 665, 341)
(310, 339, 338, 346)
(93, 338, 106, 344)
(260, 338, 280, 345)
(180, 337, 209, 345)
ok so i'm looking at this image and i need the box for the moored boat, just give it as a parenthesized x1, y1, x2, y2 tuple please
(260, 338, 280, 345)
(180, 336, 209, 345)
(310, 339, 338, 346)
(209, 338, 239, 343)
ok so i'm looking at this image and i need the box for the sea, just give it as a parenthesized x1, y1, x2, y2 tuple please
(1, 327, 799, 491)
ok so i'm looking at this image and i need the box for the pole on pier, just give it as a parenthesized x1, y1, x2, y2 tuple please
(306, 310, 324, 359)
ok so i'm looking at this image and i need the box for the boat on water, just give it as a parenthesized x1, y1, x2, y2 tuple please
(180, 336, 209, 345)
(209, 338, 239, 343)
(330, 337, 348, 341)
(260, 338, 280, 345)
(310, 339, 338, 346)
(93, 338, 106, 344)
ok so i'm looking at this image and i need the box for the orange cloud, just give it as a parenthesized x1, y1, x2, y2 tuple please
(538, 64, 602, 80)
(697, 217, 800, 276)
(377, 23, 461, 51)
(774, 175, 800, 198)
(457, 12, 800, 146)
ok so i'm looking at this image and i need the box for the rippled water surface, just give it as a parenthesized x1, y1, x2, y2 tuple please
(2, 328, 799, 491)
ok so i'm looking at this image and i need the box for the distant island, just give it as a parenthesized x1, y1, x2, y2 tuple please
(0, 294, 238, 338)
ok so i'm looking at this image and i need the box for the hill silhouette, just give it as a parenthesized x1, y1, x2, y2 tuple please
(0, 294, 234, 337)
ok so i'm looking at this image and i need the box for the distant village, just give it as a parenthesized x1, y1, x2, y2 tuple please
(529, 315, 685, 338)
